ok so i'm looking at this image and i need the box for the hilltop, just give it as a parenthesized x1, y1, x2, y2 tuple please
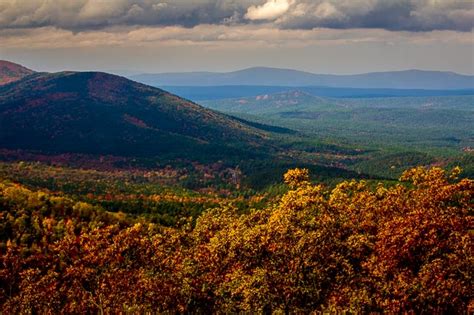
(0, 60, 35, 85)
(201, 90, 339, 114)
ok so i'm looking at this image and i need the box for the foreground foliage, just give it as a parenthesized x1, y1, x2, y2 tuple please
(1, 167, 472, 313)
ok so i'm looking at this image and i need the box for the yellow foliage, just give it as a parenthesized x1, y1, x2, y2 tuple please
(283, 168, 310, 188)
(1, 167, 472, 313)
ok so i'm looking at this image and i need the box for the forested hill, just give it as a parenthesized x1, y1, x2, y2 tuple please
(0, 68, 271, 162)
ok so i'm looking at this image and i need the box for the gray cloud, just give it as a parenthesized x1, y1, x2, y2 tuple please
(0, 0, 472, 32)
(275, 0, 474, 32)
(0, 0, 253, 30)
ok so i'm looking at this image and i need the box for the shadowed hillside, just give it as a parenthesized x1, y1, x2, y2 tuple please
(0, 69, 270, 162)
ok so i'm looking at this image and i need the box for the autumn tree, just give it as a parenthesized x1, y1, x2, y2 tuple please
(1, 167, 472, 313)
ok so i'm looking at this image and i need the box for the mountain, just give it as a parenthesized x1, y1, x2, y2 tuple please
(0, 60, 35, 85)
(161, 85, 474, 102)
(131, 67, 474, 90)
(0, 68, 271, 162)
(201, 90, 340, 114)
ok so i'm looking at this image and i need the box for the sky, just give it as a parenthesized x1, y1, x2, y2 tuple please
(0, 0, 473, 75)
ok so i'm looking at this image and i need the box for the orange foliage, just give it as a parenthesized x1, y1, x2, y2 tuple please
(1, 167, 472, 313)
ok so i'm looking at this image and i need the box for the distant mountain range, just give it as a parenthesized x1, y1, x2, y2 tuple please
(0, 61, 272, 162)
(131, 67, 474, 90)
(160, 85, 474, 101)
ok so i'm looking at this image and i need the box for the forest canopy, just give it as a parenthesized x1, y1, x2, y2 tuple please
(1, 166, 472, 313)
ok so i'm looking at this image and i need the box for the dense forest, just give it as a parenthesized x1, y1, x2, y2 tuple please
(1, 166, 472, 313)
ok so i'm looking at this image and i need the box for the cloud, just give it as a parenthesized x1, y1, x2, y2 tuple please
(314, 2, 343, 19)
(245, 0, 291, 21)
(0, 0, 252, 30)
(0, 0, 472, 32)
(275, 0, 474, 32)
(1, 24, 471, 50)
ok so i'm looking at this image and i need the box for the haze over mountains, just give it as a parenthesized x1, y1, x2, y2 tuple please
(131, 67, 474, 90)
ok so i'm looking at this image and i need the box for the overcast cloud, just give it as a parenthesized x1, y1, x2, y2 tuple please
(0, 0, 472, 74)
(0, 0, 473, 32)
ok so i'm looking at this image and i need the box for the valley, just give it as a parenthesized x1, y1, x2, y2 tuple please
(200, 90, 474, 178)
(1, 60, 472, 191)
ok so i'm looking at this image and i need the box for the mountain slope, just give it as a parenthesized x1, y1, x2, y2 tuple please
(0, 60, 35, 85)
(131, 67, 474, 90)
(202, 90, 340, 114)
(0, 70, 269, 161)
